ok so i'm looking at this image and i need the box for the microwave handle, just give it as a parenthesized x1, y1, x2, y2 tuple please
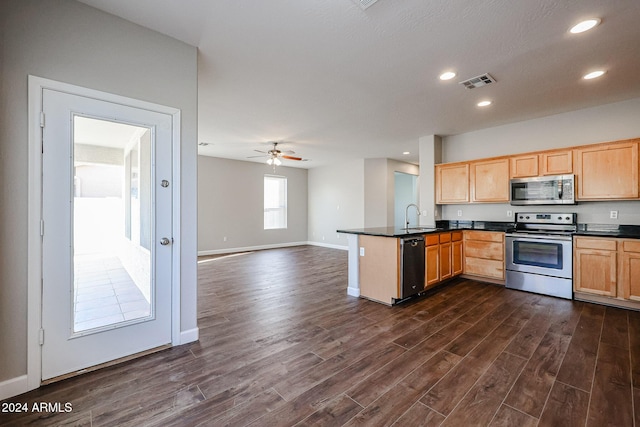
(558, 180, 563, 199)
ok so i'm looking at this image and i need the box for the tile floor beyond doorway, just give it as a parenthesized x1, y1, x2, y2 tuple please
(74, 254, 150, 332)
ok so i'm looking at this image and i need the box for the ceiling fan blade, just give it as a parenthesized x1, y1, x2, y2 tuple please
(254, 149, 268, 154)
(247, 155, 268, 158)
(282, 155, 303, 161)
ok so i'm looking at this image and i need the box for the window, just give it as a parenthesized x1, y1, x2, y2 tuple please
(264, 175, 287, 229)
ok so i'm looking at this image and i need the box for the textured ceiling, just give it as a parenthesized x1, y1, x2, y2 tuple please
(77, 0, 640, 168)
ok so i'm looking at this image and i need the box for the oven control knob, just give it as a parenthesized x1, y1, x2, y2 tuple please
(565, 216, 570, 220)
(558, 216, 562, 220)
(525, 216, 530, 219)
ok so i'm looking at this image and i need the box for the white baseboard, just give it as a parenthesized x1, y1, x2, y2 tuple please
(198, 241, 347, 256)
(347, 287, 360, 297)
(179, 327, 199, 345)
(0, 375, 28, 400)
(198, 241, 308, 256)
(307, 241, 348, 251)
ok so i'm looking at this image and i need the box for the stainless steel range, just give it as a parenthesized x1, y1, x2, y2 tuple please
(505, 212, 577, 299)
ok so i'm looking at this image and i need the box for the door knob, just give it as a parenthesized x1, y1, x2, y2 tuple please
(160, 237, 171, 246)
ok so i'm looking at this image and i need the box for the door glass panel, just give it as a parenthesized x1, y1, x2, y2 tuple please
(73, 116, 152, 334)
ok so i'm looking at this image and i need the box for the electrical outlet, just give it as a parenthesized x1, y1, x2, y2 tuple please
(457, 210, 463, 217)
(359, 247, 365, 256)
(507, 210, 513, 217)
(422, 210, 427, 216)
(223, 236, 227, 242)
(610, 210, 619, 219)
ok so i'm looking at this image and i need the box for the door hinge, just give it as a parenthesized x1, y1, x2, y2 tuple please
(40, 111, 45, 128)
(40, 220, 44, 236)
(39, 328, 45, 345)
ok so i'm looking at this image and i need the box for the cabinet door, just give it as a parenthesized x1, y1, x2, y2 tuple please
(439, 242, 452, 280)
(470, 158, 510, 202)
(425, 244, 439, 287)
(510, 154, 539, 178)
(540, 149, 572, 175)
(574, 248, 617, 296)
(436, 163, 469, 204)
(575, 141, 639, 200)
(621, 240, 640, 301)
(452, 240, 463, 276)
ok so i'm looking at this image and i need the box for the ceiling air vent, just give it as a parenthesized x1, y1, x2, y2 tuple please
(459, 73, 496, 89)
(353, 0, 380, 10)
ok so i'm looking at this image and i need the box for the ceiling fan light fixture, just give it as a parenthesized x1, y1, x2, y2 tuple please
(267, 158, 274, 165)
(274, 157, 282, 166)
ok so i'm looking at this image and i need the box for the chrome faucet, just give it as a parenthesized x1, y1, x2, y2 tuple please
(405, 203, 421, 228)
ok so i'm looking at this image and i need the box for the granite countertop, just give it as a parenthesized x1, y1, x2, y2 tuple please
(575, 224, 640, 239)
(337, 220, 514, 238)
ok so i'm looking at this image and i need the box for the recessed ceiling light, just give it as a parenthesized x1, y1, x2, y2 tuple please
(403, 151, 410, 155)
(439, 71, 456, 81)
(570, 18, 601, 34)
(583, 70, 606, 80)
(477, 100, 492, 107)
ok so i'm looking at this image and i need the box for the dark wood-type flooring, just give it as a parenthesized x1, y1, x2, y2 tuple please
(3, 245, 640, 426)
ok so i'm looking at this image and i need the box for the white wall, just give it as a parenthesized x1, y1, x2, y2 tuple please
(198, 156, 308, 253)
(364, 158, 419, 227)
(440, 97, 640, 224)
(0, 0, 198, 384)
(308, 159, 365, 248)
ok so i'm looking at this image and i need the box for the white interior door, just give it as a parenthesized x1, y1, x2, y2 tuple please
(41, 88, 173, 381)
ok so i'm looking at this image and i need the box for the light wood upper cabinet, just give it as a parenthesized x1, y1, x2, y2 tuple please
(436, 163, 469, 204)
(540, 149, 573, 175)
(510, 150, 573, 178)
(510, 154, 539, 178)
(574, 140, 639, 200)
(470, 158, 510, 203)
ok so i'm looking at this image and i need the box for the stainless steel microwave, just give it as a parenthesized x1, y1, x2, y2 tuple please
(510, 174, 576, 205)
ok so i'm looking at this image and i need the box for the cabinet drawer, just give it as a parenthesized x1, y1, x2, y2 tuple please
(439, 233, 451, 243)
(464, 241, 504, 260)
(464, 230, 504, 243)
(622, 240, 640, 253)
(574, 237, 617, 251)
(451, 231, 463, 241)
(465, 257, 504, 280)
(425, 234, 439, 246)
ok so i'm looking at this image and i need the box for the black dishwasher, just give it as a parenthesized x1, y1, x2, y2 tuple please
(400, 236, 425, 299)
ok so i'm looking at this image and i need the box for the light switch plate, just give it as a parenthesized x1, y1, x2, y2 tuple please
(457, 210, 463, 217)
(359, 247, 365, 256)
(610, 210, 619, 219)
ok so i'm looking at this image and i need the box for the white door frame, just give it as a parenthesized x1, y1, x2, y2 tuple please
(27, 75, 182, 391)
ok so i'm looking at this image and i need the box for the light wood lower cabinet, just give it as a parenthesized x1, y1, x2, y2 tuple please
(573, 237, 617, 297)
(463, 230, 505, 281)
(425, 231, 462, 289)
(425, 235, 440, 287)
(620, 240, 640, 301)
(574, 236, 640, 309)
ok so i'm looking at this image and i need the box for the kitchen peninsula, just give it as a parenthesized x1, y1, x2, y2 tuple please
(338, 221, 512, 305)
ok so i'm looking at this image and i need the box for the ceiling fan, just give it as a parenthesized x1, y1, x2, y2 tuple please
(247, 142, 309, 168)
